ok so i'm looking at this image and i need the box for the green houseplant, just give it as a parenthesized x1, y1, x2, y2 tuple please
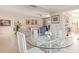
(14, 21, 21, 35)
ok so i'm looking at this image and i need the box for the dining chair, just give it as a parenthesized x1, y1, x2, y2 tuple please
(17, 32, 44, 53)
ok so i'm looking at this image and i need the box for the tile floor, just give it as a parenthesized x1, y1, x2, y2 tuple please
(0, 33, 19, 53)
(0, 32, 79, 53)
(44, 33, 79, 53)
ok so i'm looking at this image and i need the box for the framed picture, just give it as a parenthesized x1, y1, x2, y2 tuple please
(51, 15, 60, 24)
(35, 20, 37, 25)
(26, 19, 38, 25)
(31, 19, 34, 25)
(26, 20, 30, 25)
(0, 20, 11, 26)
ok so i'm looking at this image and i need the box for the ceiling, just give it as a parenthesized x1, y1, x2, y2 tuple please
(0, 5, 79, 17)
(38, 5, 79, 13)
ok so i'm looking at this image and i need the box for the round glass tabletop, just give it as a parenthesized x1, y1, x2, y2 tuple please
(30, 28, 72, 49)
(30, 35, 72, 49)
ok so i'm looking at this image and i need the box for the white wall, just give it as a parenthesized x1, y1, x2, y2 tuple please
(0, 9, 43, 36)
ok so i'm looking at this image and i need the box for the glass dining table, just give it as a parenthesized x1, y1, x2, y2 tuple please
(30, 28, 73, 50)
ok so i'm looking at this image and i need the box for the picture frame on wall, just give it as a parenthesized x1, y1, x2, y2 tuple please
(0, 20, 11, 26)
(35, 20, 37, 25)
(51, 15, 60, 24)
(26, 20, 30, 25)
(31, 19, 34, 25)
(26, 19, 38, 25)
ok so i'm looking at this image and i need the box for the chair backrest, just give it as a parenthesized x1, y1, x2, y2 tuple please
(17, 32, 27, 53)
(31, 28, 39, 43)
(33, 29, 39, 40)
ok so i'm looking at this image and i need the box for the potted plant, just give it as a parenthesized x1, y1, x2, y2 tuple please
(14, 21, 21, 35)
